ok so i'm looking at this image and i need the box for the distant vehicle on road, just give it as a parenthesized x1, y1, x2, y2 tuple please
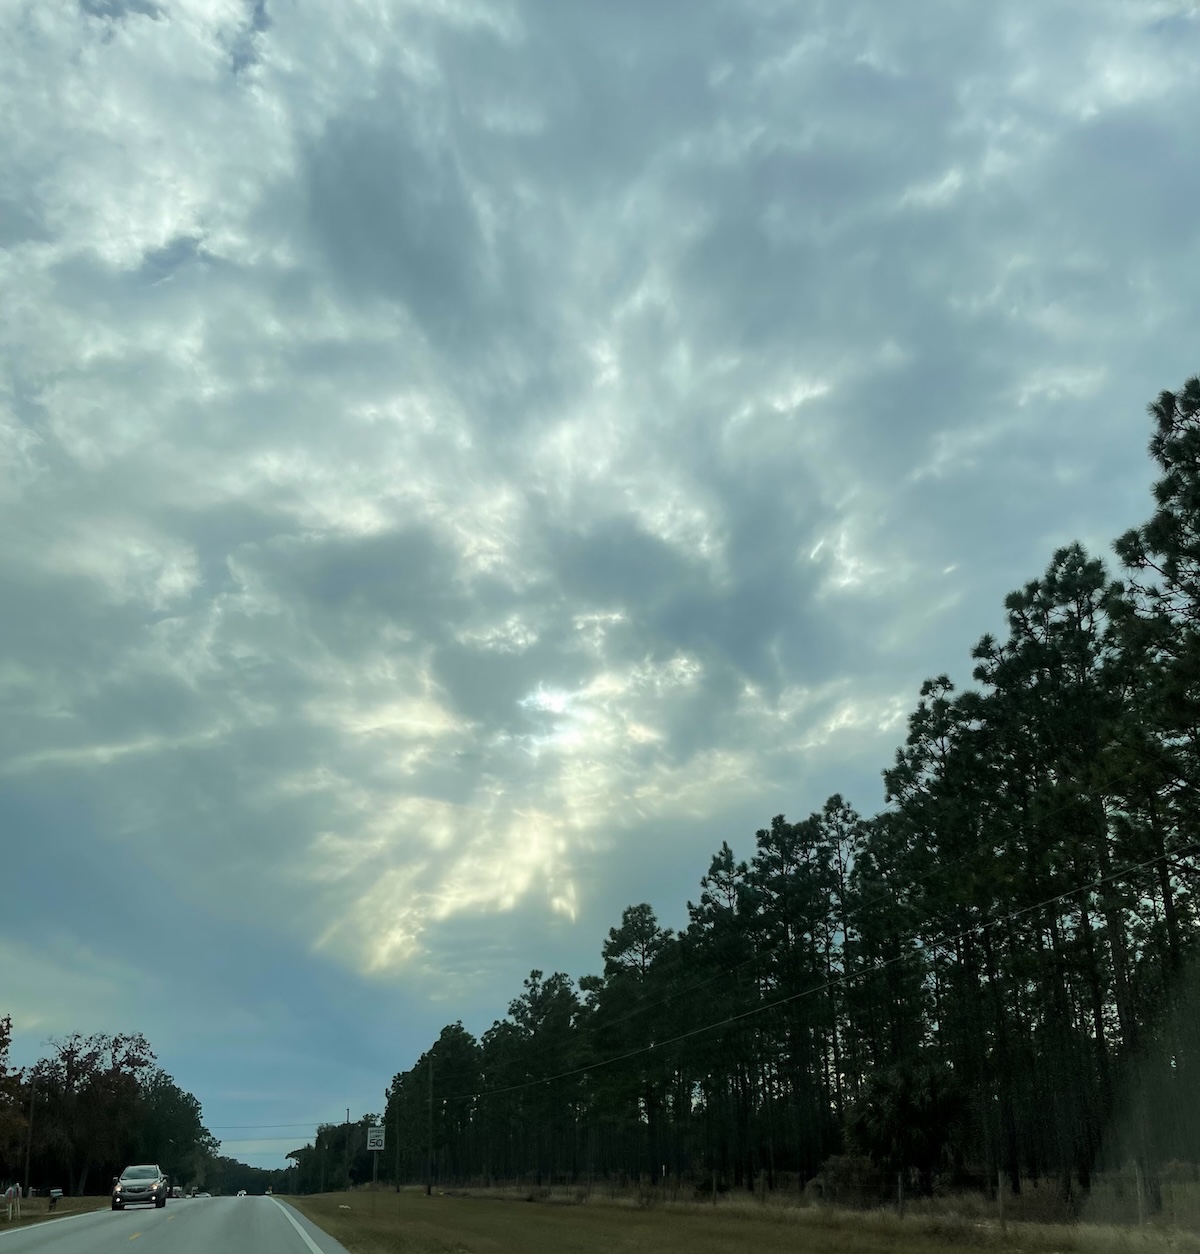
(112, 1164, 168, 1210)
(236, 1189, 247, 1197)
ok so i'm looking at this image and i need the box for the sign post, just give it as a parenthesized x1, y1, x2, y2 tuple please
(366, 1125, 385, 1214)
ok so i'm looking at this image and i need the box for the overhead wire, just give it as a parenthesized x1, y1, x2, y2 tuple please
(422, 831, 1199, 1106)
(267, 756, 1193, 1135)
(389, 784, 1058, 1105)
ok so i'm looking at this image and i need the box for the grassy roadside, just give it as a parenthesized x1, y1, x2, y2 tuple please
(289, 1190, 1200, 1254)
(0, 1195, 112, 1231)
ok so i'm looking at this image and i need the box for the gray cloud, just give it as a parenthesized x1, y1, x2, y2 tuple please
(79, 0, 163, 21)
(304, 114, 486, 342)
(2, 0, 1198, 1163)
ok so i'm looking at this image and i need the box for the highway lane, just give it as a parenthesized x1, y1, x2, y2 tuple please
(0, 1196, 350, 1254)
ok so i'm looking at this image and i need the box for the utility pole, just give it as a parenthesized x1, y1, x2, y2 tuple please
(345, 1109, 351, 1191)
(426, 1058, 433, 1197)
(22, 1076, 36, 1194)
(393, 1096, 401, 1192)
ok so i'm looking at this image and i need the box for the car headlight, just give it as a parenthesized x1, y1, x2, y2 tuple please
(114, 1185, 122, 1192)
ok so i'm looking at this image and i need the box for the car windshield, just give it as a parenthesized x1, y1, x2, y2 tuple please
(121, 1167, 157, 1181)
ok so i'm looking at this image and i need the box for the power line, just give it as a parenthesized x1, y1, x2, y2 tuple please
(216, 1137, 317, 1146)
(384, 788, 1052, 1102)
(384, 752, 1169, 1105)
(296, 762, 1190, 1129)
(383, 747, 1153, 1103)
(233, 830, 1193, 1161)
(420, 837, 1199, 1106)
(205, 1128, 336, 1138)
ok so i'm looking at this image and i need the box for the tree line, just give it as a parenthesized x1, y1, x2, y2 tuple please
(0, 1019, 283, 1196)
(299, 373, 1200, 1209)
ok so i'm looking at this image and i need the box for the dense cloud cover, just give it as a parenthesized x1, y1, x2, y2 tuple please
(2, 0, 1197, 1164)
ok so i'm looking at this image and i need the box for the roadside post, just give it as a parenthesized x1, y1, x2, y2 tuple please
(367, 1125, 385, 1216)
(23, 1079, 36, 1202)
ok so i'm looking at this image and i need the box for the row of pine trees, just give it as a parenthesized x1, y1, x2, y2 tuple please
(303, 375, 1200, 1208)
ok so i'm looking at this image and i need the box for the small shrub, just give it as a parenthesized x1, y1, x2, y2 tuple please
(809, 1156, 890, 1210)
(692, 1176, 731, 1200)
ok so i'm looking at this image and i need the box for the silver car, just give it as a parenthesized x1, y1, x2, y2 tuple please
(112, 1164, 168, 1210)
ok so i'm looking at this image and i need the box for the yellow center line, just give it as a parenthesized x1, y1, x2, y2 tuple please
(129, 1233, 141, 1241)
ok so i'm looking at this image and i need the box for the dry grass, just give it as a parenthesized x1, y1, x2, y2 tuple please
(0, 1194, 111, 1230)
(288, 1189, 1200, 1254)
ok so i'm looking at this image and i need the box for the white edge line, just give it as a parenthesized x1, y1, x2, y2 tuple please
(270, 1197, 326, 1254)
(0, 1209, 101, 1239)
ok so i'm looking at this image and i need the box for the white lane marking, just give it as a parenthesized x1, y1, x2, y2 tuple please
(270, 1198, 326, 1254)
(0, 1211, 102, 1240)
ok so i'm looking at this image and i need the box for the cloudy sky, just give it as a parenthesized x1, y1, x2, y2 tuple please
(2, 0, 1198, 1166)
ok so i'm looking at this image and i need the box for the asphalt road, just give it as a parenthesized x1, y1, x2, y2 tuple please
(0, 1196, 350, 1254)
